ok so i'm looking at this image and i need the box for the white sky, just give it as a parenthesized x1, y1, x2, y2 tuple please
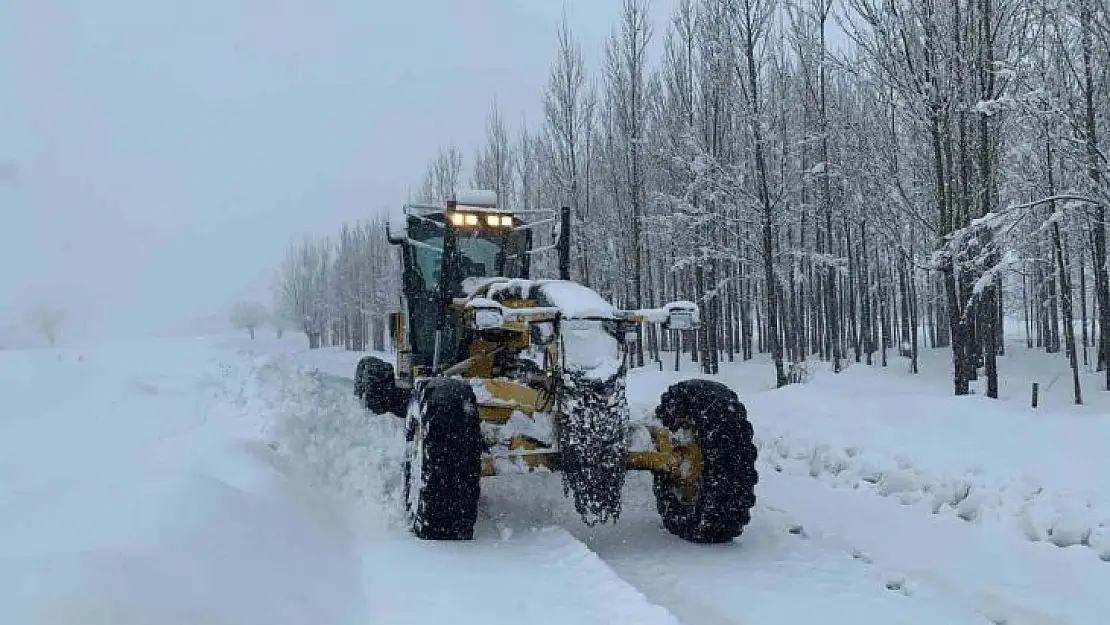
(0, 0, 676, 341)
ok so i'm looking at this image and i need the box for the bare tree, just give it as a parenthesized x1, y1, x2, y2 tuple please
(418, 145, 464, 203)
(230, 301, 268, 340)
(544, 10, 590, 264)
(26, 303, 64, 347)
(271, 308, 287, 339)
(603, 0, 653, 366)
(276, 236, 333, 348)
(472, 102, 515, 203)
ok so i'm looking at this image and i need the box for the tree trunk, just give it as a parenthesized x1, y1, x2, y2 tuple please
(1080, 247, 1090, 366)
(1081, 0, 1110, 387)
(1054, 221, 1083, 404)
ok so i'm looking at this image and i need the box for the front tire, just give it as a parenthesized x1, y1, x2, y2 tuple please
(403, 378, 482, 540)
(355, 356, 398, 414)
(652, 379, 758, 543)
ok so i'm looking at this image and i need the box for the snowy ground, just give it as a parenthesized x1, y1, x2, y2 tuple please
(2, 333, 1108, 624)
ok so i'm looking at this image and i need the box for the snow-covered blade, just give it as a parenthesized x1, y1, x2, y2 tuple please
(556, 369, 629, 526)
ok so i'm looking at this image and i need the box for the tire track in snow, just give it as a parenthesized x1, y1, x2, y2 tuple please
(481, 473, 991, 625)
(358, 524, 684, 625)
(477, 517, 734, 625)
(582, 543, 752, 625)
(574, 518, 992, 625)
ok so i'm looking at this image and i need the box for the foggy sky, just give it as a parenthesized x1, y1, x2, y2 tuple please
(0, 0, 675, 343)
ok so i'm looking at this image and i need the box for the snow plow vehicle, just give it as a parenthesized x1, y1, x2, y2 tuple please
(354, 190, 758, 543)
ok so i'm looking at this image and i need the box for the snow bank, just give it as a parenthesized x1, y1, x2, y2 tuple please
(230, 333, 392, 381)
(757, 431, 1110, 560)
(0, 453, 364, 625)
(256, 352, 407, 534)
(740, 362, 1110, 562)
(0, 338, 367, 625)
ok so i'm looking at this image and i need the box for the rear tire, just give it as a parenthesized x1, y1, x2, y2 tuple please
(403, 378, 482, 540)
(354, 356, 398, 414)
(652, 379, 758, 543)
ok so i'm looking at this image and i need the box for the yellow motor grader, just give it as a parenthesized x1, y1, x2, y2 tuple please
(354, 190, 758, 542)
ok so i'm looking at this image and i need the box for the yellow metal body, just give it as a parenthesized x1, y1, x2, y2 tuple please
(403, 278, 699, 486)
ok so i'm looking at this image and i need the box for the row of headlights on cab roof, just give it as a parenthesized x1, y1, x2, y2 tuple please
(448, 211, 514, 228)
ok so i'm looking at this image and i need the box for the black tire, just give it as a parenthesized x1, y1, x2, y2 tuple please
(403, 378, 482, 540)
(354, 356, 397, 414)
(652, 379, 758, 543)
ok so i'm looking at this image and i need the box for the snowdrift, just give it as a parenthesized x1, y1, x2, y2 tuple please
(0, 339, 367, 625)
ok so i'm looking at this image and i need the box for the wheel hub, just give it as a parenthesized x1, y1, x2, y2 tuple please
(671, 435, 702, 505)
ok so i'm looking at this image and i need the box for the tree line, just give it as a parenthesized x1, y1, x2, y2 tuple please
(279, 0, 1110, 405)
(274, 217, 399, 351)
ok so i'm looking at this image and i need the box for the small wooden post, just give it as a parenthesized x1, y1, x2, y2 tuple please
(1031, 382, 1039, 409)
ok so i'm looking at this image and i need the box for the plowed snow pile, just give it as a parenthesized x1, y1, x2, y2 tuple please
(253, 353, 407, 532)
(0, 337, 368, 625)
(742, 365, 1110, 561)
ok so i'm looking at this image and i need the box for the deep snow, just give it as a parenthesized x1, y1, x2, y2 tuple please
(0, 338, 366, 625)
(2, 333, 1108, 624)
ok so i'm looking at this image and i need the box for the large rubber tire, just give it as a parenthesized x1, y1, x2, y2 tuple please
(354, 356, 398, 414)
(403, 378, 482, 540)
(652, 379, 758, 543)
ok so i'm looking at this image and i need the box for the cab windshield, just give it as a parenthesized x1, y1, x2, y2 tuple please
(402, 215, 531, 368)
(411, 235, 517, 294)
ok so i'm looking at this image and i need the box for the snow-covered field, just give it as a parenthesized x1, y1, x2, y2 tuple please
(2, 333, 1108, 624)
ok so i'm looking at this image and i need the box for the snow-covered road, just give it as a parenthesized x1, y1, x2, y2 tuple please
(2, 335, 1107, 624)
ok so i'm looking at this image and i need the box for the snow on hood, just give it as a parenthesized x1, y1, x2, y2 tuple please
(534, 281, 616, 319)
(474, 279, 616, 319)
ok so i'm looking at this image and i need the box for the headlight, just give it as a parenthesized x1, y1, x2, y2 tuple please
(473, 308, 504, 330)
(665, 310, 694, 331)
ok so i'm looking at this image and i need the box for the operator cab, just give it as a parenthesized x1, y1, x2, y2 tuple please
(391, 192, 533, 377)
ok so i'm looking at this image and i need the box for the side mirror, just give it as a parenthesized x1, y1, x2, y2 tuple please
(529, 321, 557, 346)
(662, 301, 699, 331)
(387, 213, 407, 245)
